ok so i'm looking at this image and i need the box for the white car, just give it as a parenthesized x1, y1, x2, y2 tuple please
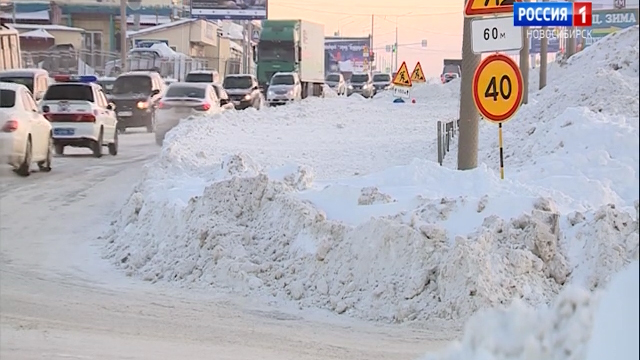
(0, 82, 53, 176)
(154, 82, 222, 146)
(40, 75, 118, 158)
(325, 72, 347, 96)
(266, 72, 302, 106)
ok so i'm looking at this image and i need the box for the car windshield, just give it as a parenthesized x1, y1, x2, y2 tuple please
(271, 75, 294, 86)
(164, 85, 206, 99)
(372, 74, 391, 82)
(0, 76, 34, 93)
(185, 73, 214, 83)
(43, 84, 94, 101)
(98, 81, 115, 94)
(0, 89, 16, 107)
(326, 74, 340, 82)
(350, 74, 368, 83)
(112, 75, 152, 95)
(443, 65, 460, 75)
(223, 76, 252, 89)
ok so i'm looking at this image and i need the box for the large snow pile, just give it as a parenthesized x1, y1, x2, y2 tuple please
(419, 261, 639, 360)
(104, 27, 639, 324)
(446, 26, 639, 210)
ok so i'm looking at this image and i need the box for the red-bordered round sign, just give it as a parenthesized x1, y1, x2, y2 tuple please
(472, 54, 523, 124)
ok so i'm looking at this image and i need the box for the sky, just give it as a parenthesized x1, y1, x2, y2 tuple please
(266, 0, 639, 76)
(267, 0, 465, 76)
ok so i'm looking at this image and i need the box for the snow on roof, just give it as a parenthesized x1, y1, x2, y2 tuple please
(127, 18, 197, 38)
(220, 21, 244, 40)
(19, 29, 54, 39)
(9, 23, 84, 32)
(0, 10, 49, 20)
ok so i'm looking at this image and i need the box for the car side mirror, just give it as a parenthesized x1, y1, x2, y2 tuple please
(107, 103, 115, 110)
(151, 89, 160, 96)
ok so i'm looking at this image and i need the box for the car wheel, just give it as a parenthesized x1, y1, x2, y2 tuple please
(37, 134, 53, 172)
(92, 128, 103, 158)
(108, 129, 118, 156)
(54, 143, 64, 155)
(15, 137, 32, 177)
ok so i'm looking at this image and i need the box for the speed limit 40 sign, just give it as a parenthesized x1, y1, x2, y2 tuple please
(471, 16, 523, 54)
(472, 54, 523, 123)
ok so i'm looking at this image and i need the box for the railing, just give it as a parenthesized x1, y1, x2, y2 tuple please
(437, 119, 459, 166)
(22, 49, 120, 76)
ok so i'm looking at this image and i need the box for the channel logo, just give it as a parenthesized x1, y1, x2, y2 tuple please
(513, 2, 593, 27)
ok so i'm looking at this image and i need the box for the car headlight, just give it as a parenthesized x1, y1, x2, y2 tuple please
(136, 101, 149, 109)
(347, 85, 353, 89)
(287, 90, 294, 96)
(267, 90, 275, 96)
(243, 94, 251, 100)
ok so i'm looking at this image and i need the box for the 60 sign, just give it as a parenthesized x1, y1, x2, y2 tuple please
(483, 27, 506, 40)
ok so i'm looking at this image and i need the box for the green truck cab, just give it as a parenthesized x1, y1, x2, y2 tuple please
(255, 19, 325, 98)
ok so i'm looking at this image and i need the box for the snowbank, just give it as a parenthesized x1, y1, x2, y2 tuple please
(104, 27, 639, 324)
(445, 26, 639, 211)
(419, 261, 639, 360)
(105, 144, 639, 322)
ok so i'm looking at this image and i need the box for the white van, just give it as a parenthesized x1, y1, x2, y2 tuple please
(0, 68, 52, 101)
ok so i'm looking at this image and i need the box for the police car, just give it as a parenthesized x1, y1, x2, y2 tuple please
(40, 75, 118, 157)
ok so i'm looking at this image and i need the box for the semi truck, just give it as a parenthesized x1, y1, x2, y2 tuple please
(254, 19, 325, 98)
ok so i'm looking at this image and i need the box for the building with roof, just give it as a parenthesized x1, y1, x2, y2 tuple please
(1, 2, 261, 54)
(126, 19, 241, 76)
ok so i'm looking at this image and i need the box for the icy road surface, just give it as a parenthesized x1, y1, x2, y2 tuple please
(0, 132, 447, 360)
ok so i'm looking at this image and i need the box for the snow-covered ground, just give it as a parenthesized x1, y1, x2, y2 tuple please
(0, 133, 446, 359)
(3, 26, 636, 359)
(104, 23, 639, 347)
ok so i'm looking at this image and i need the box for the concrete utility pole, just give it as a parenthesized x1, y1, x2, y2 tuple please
(457, 3, 481, 171)
(539, 0, 548, 90)
(394, 17, 399, 71)
(370, 14, 374, 72)
(120, 0, 128, 72)
(519, 0, 530, 104)
(566, 0, 576, 58)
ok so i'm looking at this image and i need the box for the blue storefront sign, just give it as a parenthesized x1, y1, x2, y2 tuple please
(530, 36, 560, 54)
(324, 37, 371, 74)
(190, 0, 267, 20)
(583, 8, 639, 47)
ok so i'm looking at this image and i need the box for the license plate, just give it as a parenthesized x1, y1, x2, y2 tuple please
(53, 128, 75, 136)
(233, 101, 241, 105)
(118, 111, 133, 117)
(176, 107, 191, 114)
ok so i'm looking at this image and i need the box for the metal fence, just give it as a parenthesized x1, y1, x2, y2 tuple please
(22, 49, 120, 76)
(22, 50, 243, 79)
(437, 119, 459, 166)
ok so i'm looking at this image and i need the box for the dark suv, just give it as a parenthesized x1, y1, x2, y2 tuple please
(222, 74, 263, 110)
(109, 71, 165, 133)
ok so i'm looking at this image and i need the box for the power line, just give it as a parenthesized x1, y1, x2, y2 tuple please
(273, 4, 460, 17)
(377, 16, 462, 37)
